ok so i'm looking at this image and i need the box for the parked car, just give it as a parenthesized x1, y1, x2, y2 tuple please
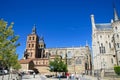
(0, 70, 4, 75)
(0, 70, 8, 75)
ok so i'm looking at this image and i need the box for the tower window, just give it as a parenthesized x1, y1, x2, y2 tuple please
(32, 44, 34, 47)
(29, 44, 30, 48)
(41, 45, 43, 48)
(29, 37, 31, 40)
(33, 37, 34, 40)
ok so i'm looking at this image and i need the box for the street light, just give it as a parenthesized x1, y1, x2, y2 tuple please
(74, 56, 76, 73)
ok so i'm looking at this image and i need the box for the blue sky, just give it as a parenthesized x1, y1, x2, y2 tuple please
(0, 0, 120, 59)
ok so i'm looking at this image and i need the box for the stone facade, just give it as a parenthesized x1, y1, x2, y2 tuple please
(91, 7, 120, 71)
(19, 26, 92, 74)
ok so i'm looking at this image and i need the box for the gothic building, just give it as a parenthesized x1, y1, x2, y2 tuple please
(91, 6, 120, 71)
(19, 26, 92, 74)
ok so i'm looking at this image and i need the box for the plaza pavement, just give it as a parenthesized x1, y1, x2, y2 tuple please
(0, 74, 120, 80)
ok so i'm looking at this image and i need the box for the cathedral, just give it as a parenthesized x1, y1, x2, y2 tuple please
(19, 26, 92, 74)
(91, 6, 120, 74)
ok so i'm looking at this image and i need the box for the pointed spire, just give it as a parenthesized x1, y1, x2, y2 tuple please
(32, 24, 36, 34)
(86, 40, 88, 46)
(91, 14, 96, 30)
(113, 1, 119, 21)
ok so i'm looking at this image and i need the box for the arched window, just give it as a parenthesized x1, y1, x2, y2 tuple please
(79, 59, 81, 64)
(75, 58, 81, 64)
(28, 44, 30, 48)
(76, 58, 79, 64)
(29, 37, 31, 40)
(33, 37, 34, 40)
(117, 34, 119, 38)
(67, 51, 72, 58)
(60, 52, 64, 59)
(111, 58, 113, 64)
(68, 59, 72, 65)
(100, 43, 106, 53)
(117, 43, 120, 48)
(106, 41, 108, 43)
(32, 44, 34, 47)
(36, 61, 38, 64)
(109, 43, 111, 48)
(115, 27, 117, 30)
(101, 43, 103, 47)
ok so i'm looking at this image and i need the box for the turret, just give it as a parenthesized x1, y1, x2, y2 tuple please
(39, 36, 46, 49)
(91, 14, 96, 33)
(113, 2, 119, 22)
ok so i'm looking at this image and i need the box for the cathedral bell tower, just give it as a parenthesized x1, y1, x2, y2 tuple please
(24, 25, 39, 59)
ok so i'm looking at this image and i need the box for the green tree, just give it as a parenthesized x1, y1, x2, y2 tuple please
(49, 55, 68, 75)
(0, 19, 21, 80)
(114, 66, 120, 76)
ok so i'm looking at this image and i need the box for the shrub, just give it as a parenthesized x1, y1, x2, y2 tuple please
(114, 66, 120, 75)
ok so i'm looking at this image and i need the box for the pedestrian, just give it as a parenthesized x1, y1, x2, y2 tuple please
(71, 73, 74, 80)
(76, 74, 79, 80)
(33, 72, 36, 78)
(66, 72, 69, 80)
(58, 73, 61, 80)
(18, 72, 22, 80)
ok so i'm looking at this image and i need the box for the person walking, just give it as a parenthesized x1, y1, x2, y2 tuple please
(71, 73, 75, 80)
(33, 72, 36, 78)
(66, 72, 69, 80)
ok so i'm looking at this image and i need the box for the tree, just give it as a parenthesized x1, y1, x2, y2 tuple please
(0, 19, 21, 80)
(49, 55, 68, 75)
(114, 66, 120, 76)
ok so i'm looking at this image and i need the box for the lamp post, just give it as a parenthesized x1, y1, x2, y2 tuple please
(73, 46, 76, 73)
(74, 56, 76, 73)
